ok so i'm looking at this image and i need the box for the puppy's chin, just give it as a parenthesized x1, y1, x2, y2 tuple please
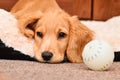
(35, 55, 64, 63)
(38, 59, 64, 63)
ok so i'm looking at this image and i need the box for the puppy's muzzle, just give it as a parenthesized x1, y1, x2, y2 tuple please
(42, 51, 53, 61)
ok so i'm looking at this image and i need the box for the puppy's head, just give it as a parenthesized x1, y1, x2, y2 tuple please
(25, 10, 93, 63)
(33, 11, 70, 63)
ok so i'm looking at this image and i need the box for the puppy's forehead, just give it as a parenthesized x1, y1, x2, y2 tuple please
(36, 11, 69, 29)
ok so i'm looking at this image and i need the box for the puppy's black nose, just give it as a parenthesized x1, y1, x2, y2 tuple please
(42, 51, 53, 61)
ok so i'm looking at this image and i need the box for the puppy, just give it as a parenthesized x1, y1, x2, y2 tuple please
(11, 0, 93, 63)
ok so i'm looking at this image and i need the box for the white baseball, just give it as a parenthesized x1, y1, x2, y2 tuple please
(82, 40, 114, 71)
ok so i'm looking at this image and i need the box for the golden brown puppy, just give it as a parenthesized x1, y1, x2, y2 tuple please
(11, 0, 93, 63)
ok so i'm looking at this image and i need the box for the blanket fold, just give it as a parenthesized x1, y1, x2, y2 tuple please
(0, 39, 36, 61)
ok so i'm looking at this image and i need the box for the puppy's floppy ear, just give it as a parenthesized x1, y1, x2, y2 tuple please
(66, 16, 93, 63)
(18, 11, 42, 38)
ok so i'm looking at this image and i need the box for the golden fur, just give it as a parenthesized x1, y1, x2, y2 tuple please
(11, 0, 93, 63)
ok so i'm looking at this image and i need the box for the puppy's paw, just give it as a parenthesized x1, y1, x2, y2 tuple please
(24, 29, 34, 39)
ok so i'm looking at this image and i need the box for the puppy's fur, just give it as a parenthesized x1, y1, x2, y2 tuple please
(11, 0, 93, 63)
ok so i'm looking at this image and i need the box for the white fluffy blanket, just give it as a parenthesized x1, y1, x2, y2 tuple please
(0, 9, 34, 57)
(0, 9, 120, 57)
(82, 16, 120, 51)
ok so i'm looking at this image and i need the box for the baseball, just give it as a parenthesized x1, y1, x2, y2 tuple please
(82, 40, 114, 71)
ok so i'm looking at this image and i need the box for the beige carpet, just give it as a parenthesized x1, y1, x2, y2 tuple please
(0, 60, 120, 80)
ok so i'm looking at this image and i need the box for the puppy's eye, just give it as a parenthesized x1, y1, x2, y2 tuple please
(58, 32, 67, 39)
(37, 32, 43, 38)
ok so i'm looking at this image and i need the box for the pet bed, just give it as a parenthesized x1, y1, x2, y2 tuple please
(0, 9, 120, 62)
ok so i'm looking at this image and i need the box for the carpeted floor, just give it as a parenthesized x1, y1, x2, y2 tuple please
(0, 60, 120, 80)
